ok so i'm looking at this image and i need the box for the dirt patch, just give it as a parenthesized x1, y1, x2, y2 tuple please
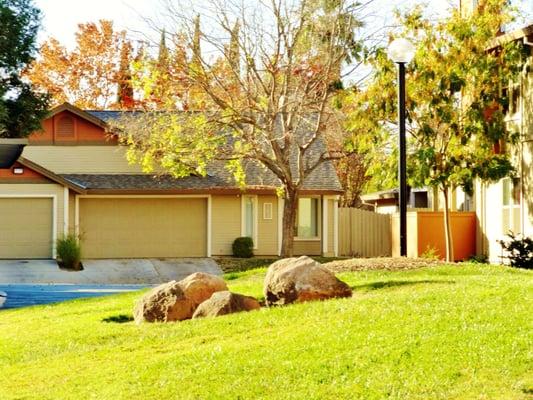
(324, 257, 448, 273)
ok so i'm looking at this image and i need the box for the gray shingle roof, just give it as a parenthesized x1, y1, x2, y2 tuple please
(78, 110, 342, 193)
(60, 158, 342, 192)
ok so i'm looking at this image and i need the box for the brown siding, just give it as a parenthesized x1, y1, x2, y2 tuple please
(0, 162, 50, 183)
(29, 110, 117, 145)
(211, 195, 241, 256)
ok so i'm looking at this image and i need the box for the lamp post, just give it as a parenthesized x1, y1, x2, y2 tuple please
(388, 38, 415, 257)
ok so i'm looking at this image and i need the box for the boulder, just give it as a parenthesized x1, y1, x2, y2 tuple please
(133, 281, 195, 323)
(192, 291, 261, 318)
(178, 272, 228, 306)
(264, 256, 352, 306)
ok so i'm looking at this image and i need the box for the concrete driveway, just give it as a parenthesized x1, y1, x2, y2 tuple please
(0, 258, 222, 284)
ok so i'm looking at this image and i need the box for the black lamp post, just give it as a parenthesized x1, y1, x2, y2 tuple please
(388, 38, 415, 257)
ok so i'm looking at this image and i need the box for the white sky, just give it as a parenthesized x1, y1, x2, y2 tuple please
(34, 0, 533, 49)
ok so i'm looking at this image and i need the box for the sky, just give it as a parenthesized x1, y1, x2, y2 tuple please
(34, 0, 533, 49)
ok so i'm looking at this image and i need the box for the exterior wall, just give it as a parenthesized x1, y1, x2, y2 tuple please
(0, 183, 66, 258)
(0, 162, 49, 183)
(211, 195, 242, 256)
(293, 240, 321, 256)
(326, 199, 335, 256)
(22, 146, 144, 174)
(29, 110, 117, 145)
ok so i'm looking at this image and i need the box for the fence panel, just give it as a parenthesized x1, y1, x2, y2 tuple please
(338, 208, 391, 257)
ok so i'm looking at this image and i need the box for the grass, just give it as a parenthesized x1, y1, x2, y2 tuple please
(0, 264, 532, 399)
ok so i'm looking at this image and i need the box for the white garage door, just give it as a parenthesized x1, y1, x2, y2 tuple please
(79, 197, 207, 258)
(0, 197, 54, 259)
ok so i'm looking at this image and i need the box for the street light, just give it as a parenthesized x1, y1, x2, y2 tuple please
(388, 38, 415, 257)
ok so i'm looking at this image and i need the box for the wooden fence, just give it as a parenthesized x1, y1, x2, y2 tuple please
(338, 208, 392, 257)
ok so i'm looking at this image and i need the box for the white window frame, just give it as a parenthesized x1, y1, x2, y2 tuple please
(241, 194, 258, 249)
(501, 177, 521, 235)
(263, 202, 273, 220)
(294, 196, 321, 241)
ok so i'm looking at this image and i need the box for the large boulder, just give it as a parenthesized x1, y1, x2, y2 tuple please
(192, 291, 261, 318)
(133, 281, 195, 323)
(264, 256, 352, 306)
(178, 272, 228, 306)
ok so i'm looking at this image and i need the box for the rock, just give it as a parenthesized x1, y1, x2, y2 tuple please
(178, 272, 228, 306)
(264, 256, 352, 306)
(133, 281, 195, 323)
(192, 291, 261, 318)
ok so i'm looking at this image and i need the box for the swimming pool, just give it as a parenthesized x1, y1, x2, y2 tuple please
(0, 284, 147, 310)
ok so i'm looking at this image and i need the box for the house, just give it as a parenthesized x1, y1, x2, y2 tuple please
(0, 103, 342, 259)
(361, 187, 432, 214)
(473, 23, 533, 263)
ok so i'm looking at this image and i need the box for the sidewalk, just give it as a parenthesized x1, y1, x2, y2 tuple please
(0, 258, 222, 284)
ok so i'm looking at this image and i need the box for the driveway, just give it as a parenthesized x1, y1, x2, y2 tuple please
(0, 258, 222, 284)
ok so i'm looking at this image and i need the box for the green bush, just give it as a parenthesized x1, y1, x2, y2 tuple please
(498, 232, 533, 269)
(232, 237, 254, 258)
(56, 234, 82, 270)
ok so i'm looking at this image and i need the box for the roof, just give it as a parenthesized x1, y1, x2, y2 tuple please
(361, 187, 428, 202)
(60, 158, 342, 193)
(36, 103, 342, 193)
(487, 23, 533, 49)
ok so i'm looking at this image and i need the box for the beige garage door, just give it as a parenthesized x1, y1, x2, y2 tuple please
(79, 198, 207, 258)
(0, 198, 53, 259)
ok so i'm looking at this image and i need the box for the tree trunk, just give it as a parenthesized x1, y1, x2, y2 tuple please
(442, 186, 454, 262)
(280, 187, 299, 258)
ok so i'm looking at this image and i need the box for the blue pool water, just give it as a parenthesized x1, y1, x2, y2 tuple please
(0, 284, 147, 310)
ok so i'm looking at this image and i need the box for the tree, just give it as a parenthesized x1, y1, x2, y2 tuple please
(113, 0, 368, 256)
(0, 0, 49, 138)
(26, 20, 132, 109)
(347, 0, 524, 261)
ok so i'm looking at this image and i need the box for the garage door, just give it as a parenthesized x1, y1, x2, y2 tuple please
(0, 198, 53, 258)
(79, 198, 207, 258)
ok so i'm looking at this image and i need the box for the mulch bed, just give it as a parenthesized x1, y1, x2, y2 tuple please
(324, 257, 448, 273)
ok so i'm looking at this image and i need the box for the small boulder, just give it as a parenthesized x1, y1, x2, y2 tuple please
(178, 272, 228, 306)
(192, 291, 261, 318)
(264, 256, 352, 306)
(133, 281, 195, 323)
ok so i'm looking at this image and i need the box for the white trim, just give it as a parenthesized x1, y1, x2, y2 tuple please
(0, 194, 58, 259)
(63, 187, 69, 235)
(333, 195, 339, 257)
(277, 197, 284, 256)
(75, 194, 79, 237)
(207, 195, 212, 257)
(241, 194, 258, 249)
(322, 196, 328, 254)
(263, 202, 273, 220)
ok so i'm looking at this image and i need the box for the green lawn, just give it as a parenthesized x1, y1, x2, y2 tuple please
(0, 264, 531, 399)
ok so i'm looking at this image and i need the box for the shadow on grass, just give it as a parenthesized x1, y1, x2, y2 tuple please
(102, 314, 134, 323)
(352, 280, 455, 291)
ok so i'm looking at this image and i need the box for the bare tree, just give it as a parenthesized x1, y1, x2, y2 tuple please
(114, 0, 369, 256)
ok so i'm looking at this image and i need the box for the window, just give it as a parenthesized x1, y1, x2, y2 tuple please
(263, 202, 273, 220)
(295, 198, 319, 238)
(502, 177, 521, 234)
(244, 196, 255, 238)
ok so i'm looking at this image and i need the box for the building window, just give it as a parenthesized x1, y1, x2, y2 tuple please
(263, 202, 273, 220)
(244, 196, 256, 239)
(502, 177, 521, 234)
(295, 198, 319, 238)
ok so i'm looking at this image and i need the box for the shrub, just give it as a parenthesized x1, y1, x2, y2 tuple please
(232, 237, 254, 258)
(420, 245, 439, 260)
(56, 234, 82, 270)
(498, 232, 533, 269)
(468, 254, 489, 264)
